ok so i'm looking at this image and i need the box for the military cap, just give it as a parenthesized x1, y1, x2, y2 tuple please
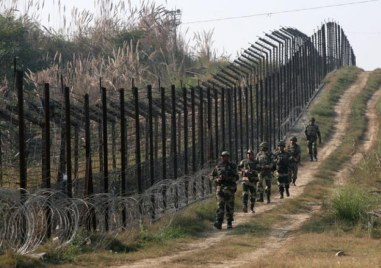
(290, 136, 297, 142)
(277, 140, 286, 147)
(246, 149, 254, 154)
(221, 151, 230, 156)
(259, 142, 268, 148)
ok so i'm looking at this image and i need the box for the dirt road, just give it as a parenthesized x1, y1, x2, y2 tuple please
(119, 71, 375, 268)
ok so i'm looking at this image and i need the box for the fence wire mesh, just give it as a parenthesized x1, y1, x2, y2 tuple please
(0, 22, 356, 254)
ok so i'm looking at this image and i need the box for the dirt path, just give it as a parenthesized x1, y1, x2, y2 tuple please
(336, 84, 381, 185)
(118, 72, 370, 268)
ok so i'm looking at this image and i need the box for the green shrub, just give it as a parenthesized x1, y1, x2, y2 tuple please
(332, 186, 375, 223)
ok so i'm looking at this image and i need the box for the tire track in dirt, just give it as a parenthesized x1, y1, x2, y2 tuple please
(117, 72, 369, 268)
(336, 85, 381, 185)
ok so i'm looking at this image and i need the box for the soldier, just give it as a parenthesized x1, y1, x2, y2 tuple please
(305, 117, 321, 161)
(274, 141, 292, 199)
(287, 136, 301, 186)
(256, 142, 274, 204)
(238, 149, 259, 213)
(210, 151, 239, 229)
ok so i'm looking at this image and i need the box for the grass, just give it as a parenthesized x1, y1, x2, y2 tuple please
(328, 69, 381, 224)
(332, 186, 377, 223)
(34, 198, 217, 267)
(309, 66, 361, 142)
(0, 250, 44, 268)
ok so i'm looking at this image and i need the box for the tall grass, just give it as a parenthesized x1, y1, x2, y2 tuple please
(332, 186, 376, 223)
(1, 0, 228, 92)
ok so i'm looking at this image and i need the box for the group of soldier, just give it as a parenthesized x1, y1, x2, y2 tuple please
(210, 117, 321, 230)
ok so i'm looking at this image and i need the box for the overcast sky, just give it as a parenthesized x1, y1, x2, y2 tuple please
(162, 0, 381, 71)
(11, 0, 381, 70)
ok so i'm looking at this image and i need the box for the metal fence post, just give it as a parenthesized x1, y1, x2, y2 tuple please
(111, 122, 116, 170)
(227, 88, 233, 157)
(147, 85, 154, 186)
(244, 86, 249, 151)
(101, 87, 109, 231)
(16, 70, 27, 195)
(199, 86, 204, 168)
(84, 94, 93, 196)
(171, 85, 178, 179)
(171, 85, 178, 209)
(214, 86, 219, 157)
(233, 86, 239, 162)
(101, 87, 108, 196)
(249, 85, 254, 150)
(119, 88, 127, 225)
(160, 87, 167, 208)
(183, 87, 189, 175)
(133, 86, 142, 195)
(191, 87, 196, 172)
(182, 86, 189, 204)
(221, 87, 226, 150)
(147, 85, 155, 218)
(64, 86, 72, 197)
(74, 126, 79, 192)
(43, 83, 51, 189)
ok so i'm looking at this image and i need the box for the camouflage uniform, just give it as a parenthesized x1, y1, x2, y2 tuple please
(256, 142, 274, 204)
(287, 137, 301, 185)
(238, 152, 259, 213)
(210, 152, 239, 229)
(274, 141, 292, 198)
(305, 118, 321, 161)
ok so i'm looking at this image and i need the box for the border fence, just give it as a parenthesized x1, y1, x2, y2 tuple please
(0, 21, 355, 254)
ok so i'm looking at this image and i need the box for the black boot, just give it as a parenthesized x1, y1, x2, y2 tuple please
(286, 188, 290, 197)
(227, 221, 233, 229)
(280, 191, 284, 199)
(257, 193, 264, 202)
(243, 205, 248, 213)
(213, 221, 222, 230)
(250, 203, 255, 213)
(309, 154, 313, 161)
(266, 193, 271, 204)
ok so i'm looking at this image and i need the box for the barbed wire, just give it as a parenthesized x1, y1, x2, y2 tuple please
(0, 166, 214, 254)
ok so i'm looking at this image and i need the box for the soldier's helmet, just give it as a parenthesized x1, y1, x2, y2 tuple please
(221, 151, 230, 157)
(259, 142, 268, 148)
(310, 117, 316, 122)
(246, 149, 254, 155)
(278, 140, 286, 147)
(290, 136, 297, 142)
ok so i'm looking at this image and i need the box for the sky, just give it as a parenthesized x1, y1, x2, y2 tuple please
(6, 0, 381, 70)
(162, 0, 381, 71)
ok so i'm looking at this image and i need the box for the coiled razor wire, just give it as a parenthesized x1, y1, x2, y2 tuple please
(0, 189, 81, 254)
(0, 167, 215, 254)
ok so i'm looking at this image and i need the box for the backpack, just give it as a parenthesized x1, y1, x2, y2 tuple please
(306, 124, 318, 137)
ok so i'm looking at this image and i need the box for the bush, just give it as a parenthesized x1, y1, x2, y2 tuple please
(332, 186, 375, 223)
